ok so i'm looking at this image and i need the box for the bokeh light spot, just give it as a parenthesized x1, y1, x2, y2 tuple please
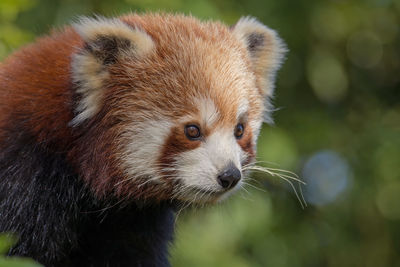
(310, 5, 348, 43)
(302, 150, 351, 206)
(372, 10, 398, 43)
(307, 48, 348, 103)
(347, 31, 383, 68)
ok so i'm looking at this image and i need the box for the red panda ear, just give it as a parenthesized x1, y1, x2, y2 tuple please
(232, 17, 287, 97)
(70, 17, 155, 126)
(73, 17, 155, 64)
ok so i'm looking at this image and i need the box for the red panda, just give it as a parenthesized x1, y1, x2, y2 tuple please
(0, 13, 285, 266)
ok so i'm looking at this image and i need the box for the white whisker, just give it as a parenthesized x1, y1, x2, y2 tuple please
(241, 181, 267, 193)
(242, 164, 307, 209)
(243, 166, 305, 185)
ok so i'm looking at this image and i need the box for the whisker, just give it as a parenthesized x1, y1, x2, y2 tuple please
(258, 167, 300, 179)
(277, 175, 306, 209)
(242, 165, 307, 208)
(243, 166, 305, 185)
(238, 190, 254, 202)
(240, 184, 251, 196)
(298, 183, 308, 208)
(241, 181, 267, 193)
(250, 159, 281, 167)
(242, 176, 264, 187)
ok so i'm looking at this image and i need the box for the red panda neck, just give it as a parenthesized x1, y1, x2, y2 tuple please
(0, 28, 83, 149)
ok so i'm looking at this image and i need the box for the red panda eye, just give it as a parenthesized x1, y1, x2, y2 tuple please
(234, 123, 244, 139)
(184, 125, 201, 140)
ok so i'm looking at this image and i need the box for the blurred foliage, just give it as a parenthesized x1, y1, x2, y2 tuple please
(0, 234, 42, 267)
(0, 0, 399, 266)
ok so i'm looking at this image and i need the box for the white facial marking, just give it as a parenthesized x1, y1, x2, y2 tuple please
(120, 119, 173, 184)
(237, 98, 249, 120)
(174, 129, 244, 194)
(197, 97, 220, 126)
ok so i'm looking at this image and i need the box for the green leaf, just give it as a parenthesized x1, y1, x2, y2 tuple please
(0, 257, 43, 267)
(0, 234, 16, 255)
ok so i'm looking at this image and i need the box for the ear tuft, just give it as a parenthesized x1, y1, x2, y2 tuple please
(70, 17, 155, 126)
(232, 17, 287, 97)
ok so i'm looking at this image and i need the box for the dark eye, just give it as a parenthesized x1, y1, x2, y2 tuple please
(185, 125, 201, 140)
(234, 123, 244, 139)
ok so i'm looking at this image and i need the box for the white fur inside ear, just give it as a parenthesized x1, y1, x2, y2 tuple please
(233, 16, 287, 97)
(70, 52, 108, 126)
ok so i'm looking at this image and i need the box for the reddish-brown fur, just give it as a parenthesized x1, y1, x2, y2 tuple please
(0, 29, 81, 146)
(238, 125, 255, 164)
(0, 13, 272, 201)
(0, 14, 286, 267)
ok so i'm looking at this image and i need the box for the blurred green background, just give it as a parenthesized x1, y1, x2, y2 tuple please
(1, 0, 399, 266)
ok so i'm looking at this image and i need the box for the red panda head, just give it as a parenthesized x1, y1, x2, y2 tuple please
(70, 14, 286, 204)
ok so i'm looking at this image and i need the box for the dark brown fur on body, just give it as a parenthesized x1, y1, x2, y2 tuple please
(0, 13, 286, 266)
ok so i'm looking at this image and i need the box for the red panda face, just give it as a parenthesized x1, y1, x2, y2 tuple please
(71, 14, 286, 203)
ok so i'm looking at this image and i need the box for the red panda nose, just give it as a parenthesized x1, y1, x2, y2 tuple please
(217, 164, 241, 189)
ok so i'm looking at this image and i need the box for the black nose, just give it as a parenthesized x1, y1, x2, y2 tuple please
(217, 164, 241, 189)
